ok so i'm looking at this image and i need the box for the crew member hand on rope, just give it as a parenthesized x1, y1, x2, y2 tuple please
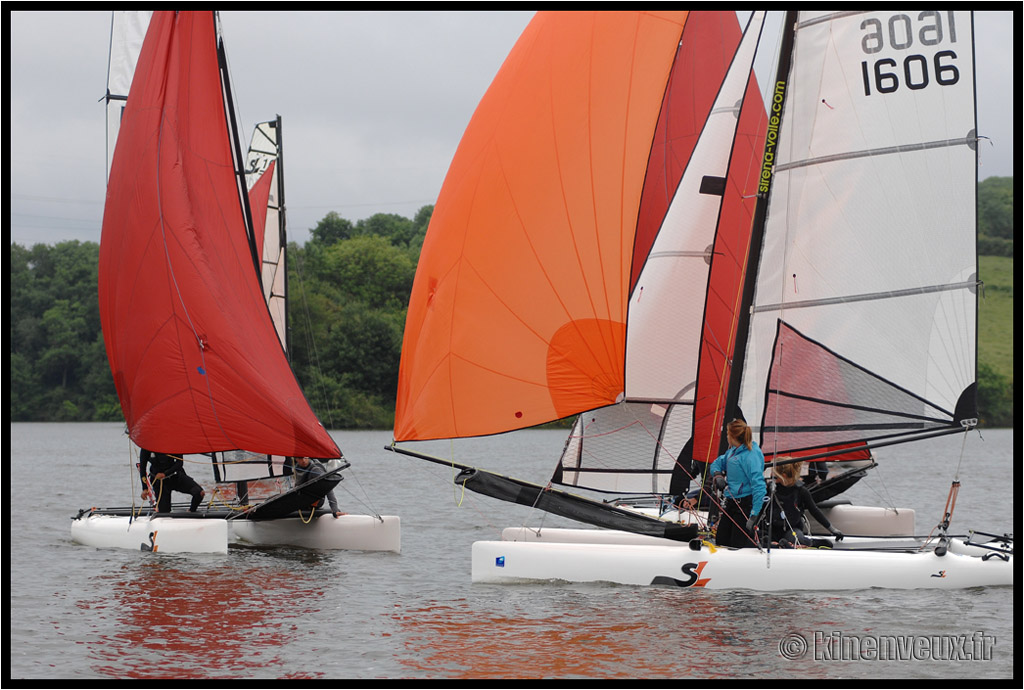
(139, 449, 205, 513)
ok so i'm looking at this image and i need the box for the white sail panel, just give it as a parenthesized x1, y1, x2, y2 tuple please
(106, 11, 153, 180)
(625, 12, 766, 402)
(555, 402, 693, 494)
(245, 119, 287, 350)
(739, 11, 977, 449)
(215, 450, 288, 484)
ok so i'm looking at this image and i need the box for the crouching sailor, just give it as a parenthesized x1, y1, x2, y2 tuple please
(139, 449, 205, 513)
(294, 456, 346, 518)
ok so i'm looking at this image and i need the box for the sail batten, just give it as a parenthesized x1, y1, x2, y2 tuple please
(775, 133, 979, 172)
(753, 278, 980, 313)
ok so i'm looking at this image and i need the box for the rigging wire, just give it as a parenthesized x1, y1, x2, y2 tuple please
(288, 249, 389, 518)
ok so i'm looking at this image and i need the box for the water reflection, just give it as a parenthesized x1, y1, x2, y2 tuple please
(77, 553, 330, 678)
(387, 587, 723, 678)
(388, 586, 845, 678)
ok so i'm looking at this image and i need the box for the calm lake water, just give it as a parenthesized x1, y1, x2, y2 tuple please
(8, 423, 1016, 679)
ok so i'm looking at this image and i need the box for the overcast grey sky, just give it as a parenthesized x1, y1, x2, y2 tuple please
(8, 10, 1016, 248)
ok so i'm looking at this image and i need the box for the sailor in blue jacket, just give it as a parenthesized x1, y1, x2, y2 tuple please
(708, 419, 767, 548)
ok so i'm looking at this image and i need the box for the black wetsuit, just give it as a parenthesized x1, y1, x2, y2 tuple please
(139, 449, 204, 513)
(770, 481, 833, 547)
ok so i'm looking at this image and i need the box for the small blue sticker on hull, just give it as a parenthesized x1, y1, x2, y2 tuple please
(496, 556, 505, 567)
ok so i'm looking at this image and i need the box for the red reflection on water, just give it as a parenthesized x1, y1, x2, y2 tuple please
(78, 560, 326, 678)
(390, 599, 689, 678)
(388, 588, 836, 679)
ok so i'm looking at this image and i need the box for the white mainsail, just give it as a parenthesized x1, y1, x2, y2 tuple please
(555, 402, 693, 494)
(216, 118, 292, 486)
(738, 10, 978, 455)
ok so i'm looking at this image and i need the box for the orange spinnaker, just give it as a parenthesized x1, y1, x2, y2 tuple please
(395, 11, 690, 441)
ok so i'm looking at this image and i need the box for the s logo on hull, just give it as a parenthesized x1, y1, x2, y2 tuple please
(651, 560, 710, 588)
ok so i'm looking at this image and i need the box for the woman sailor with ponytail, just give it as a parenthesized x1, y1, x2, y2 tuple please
(708, 419, 767, 548)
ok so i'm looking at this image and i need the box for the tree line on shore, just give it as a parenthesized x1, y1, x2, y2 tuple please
(9, 176, 1015, 428)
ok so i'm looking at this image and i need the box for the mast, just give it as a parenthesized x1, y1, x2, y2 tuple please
(967, 11, 980, 426)
(719, 10, 798, 456)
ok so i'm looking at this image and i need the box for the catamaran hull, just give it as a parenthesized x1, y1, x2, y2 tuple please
(71, 514, 229, 554)
(229, 514, 401, 553)
(70, 513, 401, 553)
(471, 539, 1012, 590)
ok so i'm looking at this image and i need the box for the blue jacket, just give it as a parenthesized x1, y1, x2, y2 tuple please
(709, 442, 767, 516)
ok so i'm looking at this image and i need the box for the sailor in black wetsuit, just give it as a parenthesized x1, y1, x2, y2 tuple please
(139, 449, 205, 513)
(769, 459, 843, 548)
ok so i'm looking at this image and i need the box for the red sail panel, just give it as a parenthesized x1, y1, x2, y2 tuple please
(764, 444, 872, 465)
(631, 11, 746, 294)
(248, 159, 276, 267)
(395, 11, 690, 441)
(99, 12, 338, 458)
(760, 321, 960, 455)
(692, 69, 768, 464)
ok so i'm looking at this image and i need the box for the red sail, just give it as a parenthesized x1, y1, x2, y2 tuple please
(99, 12, 338, 458)
(631, 11, 748, 294)
(692, 70, 768, 464)
(248, 159, 276, 268)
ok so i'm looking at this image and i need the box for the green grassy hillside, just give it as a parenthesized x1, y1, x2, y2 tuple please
(979, 255, 1014, 382)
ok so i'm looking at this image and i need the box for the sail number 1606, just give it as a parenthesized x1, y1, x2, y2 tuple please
(860, 11, 961, 96)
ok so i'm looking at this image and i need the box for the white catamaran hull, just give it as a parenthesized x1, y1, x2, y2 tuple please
(471, 539, 1012, 590)
(71, 514, 229, 554)
(71, 513, 401, 554)
(229, 514, 401, 553)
